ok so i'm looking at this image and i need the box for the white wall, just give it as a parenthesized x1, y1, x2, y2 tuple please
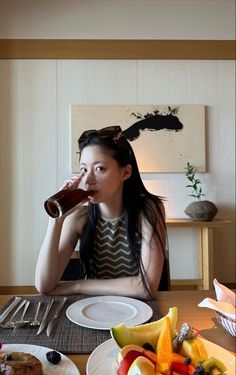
(0, 0, 235, 286)
(0, 0, 235, 39)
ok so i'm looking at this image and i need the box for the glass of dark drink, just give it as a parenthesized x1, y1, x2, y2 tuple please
(44, 188, 92, 218)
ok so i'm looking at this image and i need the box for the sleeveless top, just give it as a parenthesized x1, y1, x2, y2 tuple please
(89, 214, 140, 279)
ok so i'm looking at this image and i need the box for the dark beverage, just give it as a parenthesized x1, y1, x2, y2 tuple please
(44, 189, 91, 218)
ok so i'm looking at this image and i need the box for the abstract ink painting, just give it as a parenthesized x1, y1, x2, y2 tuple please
(71, 105, 205, 173)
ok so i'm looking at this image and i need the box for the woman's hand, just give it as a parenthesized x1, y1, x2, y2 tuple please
(60, 173, 84, 191)
(56, 173, 90, 219)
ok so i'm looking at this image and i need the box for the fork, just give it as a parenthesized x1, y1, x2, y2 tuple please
(14, 300, 30, 328)
(30, 301, 41, 327)
(0, 299, 27, 328)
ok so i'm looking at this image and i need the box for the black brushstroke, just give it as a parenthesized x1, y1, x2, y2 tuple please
(123, 113, 183, 141)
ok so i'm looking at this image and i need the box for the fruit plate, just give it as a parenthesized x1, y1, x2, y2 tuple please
(86, 338, 236, 375)
(1, 343, 80, 375)
(66, 296, 153, 330)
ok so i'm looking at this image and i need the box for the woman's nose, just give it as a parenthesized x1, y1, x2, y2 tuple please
(84, 172, 96, 185)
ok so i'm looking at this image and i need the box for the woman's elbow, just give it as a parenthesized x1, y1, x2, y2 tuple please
(35, 279, 54, 295)
(35, 284, 49, 295)
(134, 279, 155, 300)
(143, 279, 159, 300)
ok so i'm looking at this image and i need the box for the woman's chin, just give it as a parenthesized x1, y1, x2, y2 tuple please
(88, 193, 99, 203)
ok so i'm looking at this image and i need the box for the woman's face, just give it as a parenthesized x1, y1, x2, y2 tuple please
(79, 145, 131, 204)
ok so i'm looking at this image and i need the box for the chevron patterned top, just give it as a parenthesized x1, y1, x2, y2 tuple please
(90, 214, 139, 279)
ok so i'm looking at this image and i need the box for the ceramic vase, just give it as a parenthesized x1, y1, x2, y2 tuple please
(184, 200, 218, 221)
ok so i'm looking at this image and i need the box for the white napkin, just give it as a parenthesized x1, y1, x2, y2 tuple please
(198, 278, 236, 321)
(213, 278, 235, 305)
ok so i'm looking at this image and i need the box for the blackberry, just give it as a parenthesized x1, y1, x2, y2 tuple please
(184, 357, 192, 365)
(46, 350, 61, 365)
(4, 354, 12, 361)
(142, 343, 155, 352)
(194, 365, 206, 374)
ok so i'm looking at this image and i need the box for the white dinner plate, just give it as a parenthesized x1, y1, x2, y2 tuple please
(1, 343, 80, 375)
(66, 296, 153, 330)
(86, 338, 236, 375)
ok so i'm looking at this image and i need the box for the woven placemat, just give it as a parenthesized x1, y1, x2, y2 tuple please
(0, 295, 162, 354)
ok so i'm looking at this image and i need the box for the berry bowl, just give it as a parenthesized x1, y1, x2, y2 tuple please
(215, 311, 236, 336)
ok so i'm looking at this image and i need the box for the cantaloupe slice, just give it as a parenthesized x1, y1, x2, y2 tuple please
(111, 307, 177, 348)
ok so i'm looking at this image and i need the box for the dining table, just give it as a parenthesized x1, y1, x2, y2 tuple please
(0, 290, 235, 375)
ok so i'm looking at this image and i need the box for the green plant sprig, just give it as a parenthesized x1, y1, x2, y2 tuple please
(185, 162, 205, 200)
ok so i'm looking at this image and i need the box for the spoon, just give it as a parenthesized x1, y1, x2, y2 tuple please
(14, 300, 30, 328)
(30, 301, 41, 327)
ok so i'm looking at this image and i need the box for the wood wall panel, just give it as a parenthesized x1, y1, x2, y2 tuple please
(0, 39, 235, 60)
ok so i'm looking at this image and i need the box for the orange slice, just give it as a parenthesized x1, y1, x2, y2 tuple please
(156, 316, 172, 373)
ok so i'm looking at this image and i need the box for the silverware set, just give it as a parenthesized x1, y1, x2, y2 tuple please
(0, 296, 67, 336)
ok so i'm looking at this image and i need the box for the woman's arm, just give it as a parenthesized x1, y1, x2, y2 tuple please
(35, 214, 77, 294)
(35, 201, 89, 294)
(140, 217, 165, 298)
(45, 275, 149, 298)
(35, 175, 89, 294)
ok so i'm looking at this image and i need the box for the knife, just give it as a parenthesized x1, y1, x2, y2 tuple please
(46, 297, 67, 337)
(36, 299, 54, 335)
(0, 296, 21, 324)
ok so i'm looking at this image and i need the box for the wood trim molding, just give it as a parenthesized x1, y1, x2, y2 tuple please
(0, 286, 38, 295)
(0, 39, 235, 60)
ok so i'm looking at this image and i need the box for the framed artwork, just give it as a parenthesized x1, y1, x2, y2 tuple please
(71, 105, 206, 173)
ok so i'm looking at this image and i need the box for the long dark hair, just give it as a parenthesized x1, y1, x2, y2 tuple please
(78, 126, 167, 295)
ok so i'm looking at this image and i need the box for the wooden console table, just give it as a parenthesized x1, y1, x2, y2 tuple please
(166, 218, 232, 290)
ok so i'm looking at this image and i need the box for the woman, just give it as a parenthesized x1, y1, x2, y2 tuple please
(35, 126, 167, 299)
